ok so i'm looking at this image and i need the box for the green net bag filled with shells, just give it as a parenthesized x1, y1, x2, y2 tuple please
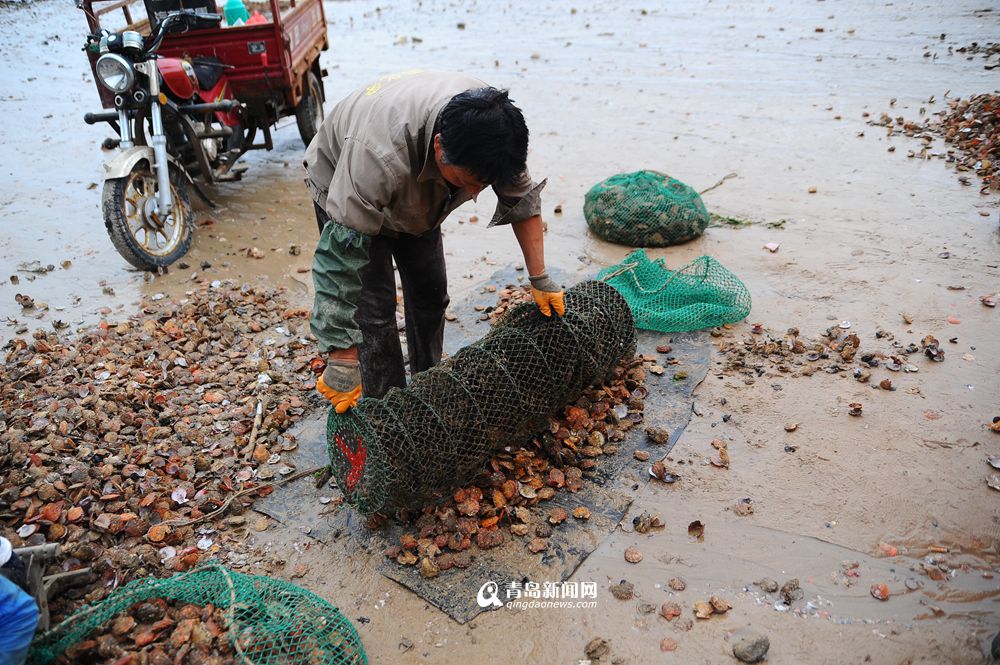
(584, 170, 709, 247)
(27, 564, 367, 665)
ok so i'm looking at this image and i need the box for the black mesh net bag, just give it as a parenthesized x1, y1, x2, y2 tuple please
(326, 280, 636, 514)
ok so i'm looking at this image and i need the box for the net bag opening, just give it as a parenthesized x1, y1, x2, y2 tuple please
(598, 249, 751, 333)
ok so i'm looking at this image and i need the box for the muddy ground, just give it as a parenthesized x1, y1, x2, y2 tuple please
(2, 0, 1000, 663)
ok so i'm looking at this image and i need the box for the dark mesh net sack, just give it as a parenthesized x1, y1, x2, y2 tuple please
(28, 564, 367, 665)
(327, 280, 636, 514)
(584, 170, 709, 247)
(598, 249, 751, 333)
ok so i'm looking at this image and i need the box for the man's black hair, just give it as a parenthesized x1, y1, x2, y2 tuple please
(437, 87, 529, 187)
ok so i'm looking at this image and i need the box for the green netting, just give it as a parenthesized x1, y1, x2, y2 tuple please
(327, 280, 636, 515)
(584, 170, 709, 247)
(598, 249, 751, 333)
(28, 564, 367, 665)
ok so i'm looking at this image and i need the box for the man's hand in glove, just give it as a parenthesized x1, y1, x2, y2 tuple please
(529, 272, 565, 317)
(316, 356, 362, 414)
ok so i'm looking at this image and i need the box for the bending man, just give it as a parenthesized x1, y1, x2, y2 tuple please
(304, 70, 564, 411)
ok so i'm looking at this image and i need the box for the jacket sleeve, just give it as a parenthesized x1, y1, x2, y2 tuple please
(489, 169, 547, 227)
(311, 139, 397, 352)
(310, 218, 371, 353)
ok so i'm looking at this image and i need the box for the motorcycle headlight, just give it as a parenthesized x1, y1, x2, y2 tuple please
(95, 53, 135, 93)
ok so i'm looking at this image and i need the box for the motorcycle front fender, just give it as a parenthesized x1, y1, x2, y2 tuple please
(101, 146, 190, 182)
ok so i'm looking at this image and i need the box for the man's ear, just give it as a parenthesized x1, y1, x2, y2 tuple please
(433, 133, 443, 161)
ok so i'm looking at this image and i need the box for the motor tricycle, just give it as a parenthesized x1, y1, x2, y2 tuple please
(79, 0, 329, 270)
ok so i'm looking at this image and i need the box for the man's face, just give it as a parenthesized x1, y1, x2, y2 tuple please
(433, 134, 489, 200)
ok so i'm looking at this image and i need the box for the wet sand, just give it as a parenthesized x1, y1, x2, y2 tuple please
(2, 0, 999, 662)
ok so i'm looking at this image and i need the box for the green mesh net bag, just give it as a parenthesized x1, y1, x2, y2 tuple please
(28, 564, 367, 665)
(598, 249, 751, 333)
(584, 170, 710, 247)
(327, 280, 636, 515)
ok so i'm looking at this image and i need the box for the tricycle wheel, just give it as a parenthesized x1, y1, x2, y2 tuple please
(102, 161, 193, 271)
(295, 70, 325, 147)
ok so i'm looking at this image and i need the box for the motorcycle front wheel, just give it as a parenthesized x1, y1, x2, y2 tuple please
(102, 162, 193, 271)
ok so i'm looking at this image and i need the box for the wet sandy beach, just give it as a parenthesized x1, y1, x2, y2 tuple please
(2, 0, 999, 662)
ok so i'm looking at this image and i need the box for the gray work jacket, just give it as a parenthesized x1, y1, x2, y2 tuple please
(303, 70, 545, 236)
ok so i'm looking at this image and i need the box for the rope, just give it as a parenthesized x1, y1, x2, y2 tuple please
(698, 172, 738, 196)
(600, 258, 685, 295)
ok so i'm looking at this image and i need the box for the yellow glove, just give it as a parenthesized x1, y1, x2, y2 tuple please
(529, 272, 565, 317)
(316, 359, 362, 414)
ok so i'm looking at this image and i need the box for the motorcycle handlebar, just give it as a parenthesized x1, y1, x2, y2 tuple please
(82, 10, 221, 58)
(146, 10, 222, 56)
